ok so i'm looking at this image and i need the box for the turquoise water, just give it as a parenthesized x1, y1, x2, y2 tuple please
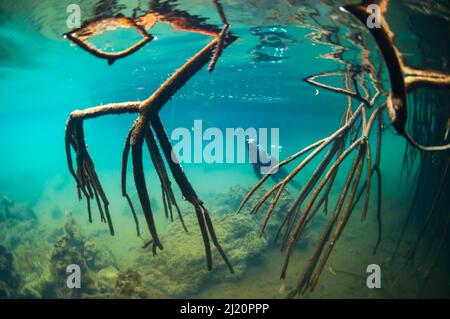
(0, 0, 449, 298)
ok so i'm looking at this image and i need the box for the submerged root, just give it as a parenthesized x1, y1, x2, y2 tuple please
(237, 65, 386, 296)
(122, 123, 141, 236)
(144, 125, 187, 231)
(270, 1, 450, 298)
(343, 2, 450, 151)
(149, 113, 234, 273)
(66, 115, 117, 235)
(64, 0, 236, 272)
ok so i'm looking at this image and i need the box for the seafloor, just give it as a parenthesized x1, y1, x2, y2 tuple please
(1, 182, 446, 299)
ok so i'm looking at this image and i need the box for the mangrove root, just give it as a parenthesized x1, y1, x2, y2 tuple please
(64, 0, 236, 272)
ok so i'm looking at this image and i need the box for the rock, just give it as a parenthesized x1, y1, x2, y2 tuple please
(18, 282, 45, 299)
(210, 185, 294, 241)
(0, 196, 36, 223)
(116, 268, 148, 299)
(95, 266, 119, 294)
(62, 214, 116, 271)
(47, 214, 117, 298)
(0, 196, 56, 298)
(136, 212, 267, 297)
(0, 245, 20, 298)
(49, 233, 93, 298)
(83, 241, 115, 272)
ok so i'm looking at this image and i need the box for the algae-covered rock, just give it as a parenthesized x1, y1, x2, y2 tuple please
(136, 212, 267, 297)
(90, 267, 150, 299)
(116, 268, 148, 299)
(94, 266, 120, 294)
(0, 196, 36, 223)
(62, 214, 116, 271)
(0, 196, 54, 298)
(47, 214, 117, 298)
(211, 185, 293, 240)
(0, 197, 45, 253)
(0, 245, 20, 298)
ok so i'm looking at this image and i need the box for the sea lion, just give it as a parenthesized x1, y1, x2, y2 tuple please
(246, 139, 301, 190)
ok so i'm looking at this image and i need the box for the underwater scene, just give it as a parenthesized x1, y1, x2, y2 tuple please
(0, 0, 450, 300)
